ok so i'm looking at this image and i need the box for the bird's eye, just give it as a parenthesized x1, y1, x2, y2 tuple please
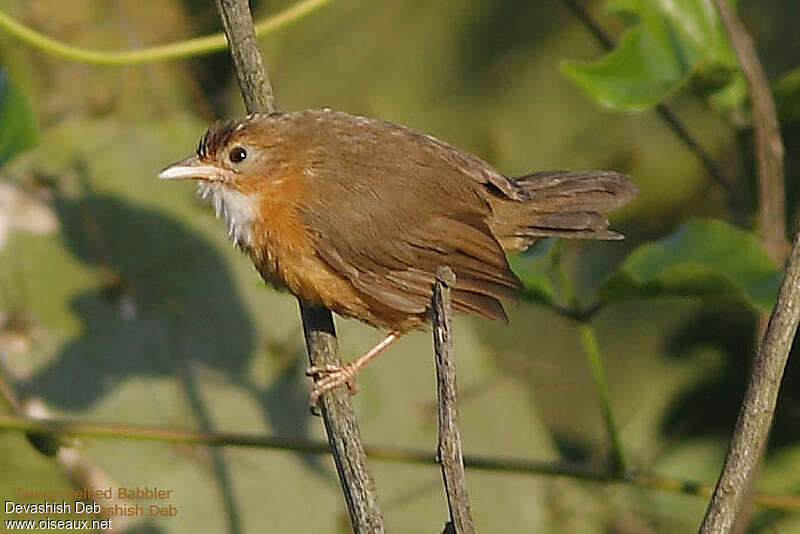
(229, 147, 247, 163)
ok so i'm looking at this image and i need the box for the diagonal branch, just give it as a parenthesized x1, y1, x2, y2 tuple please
(432, 267, 474, 534)
(213, 0, 276, 114)
(698, 4, 794, 533)
(211, 1, 385, 532)
(711, 0, 787, 262)
(698, 227, 800, 533)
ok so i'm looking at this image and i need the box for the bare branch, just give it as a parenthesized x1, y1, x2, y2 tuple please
(300, 305, 385, 532)
(712, 0, 787, 262)
(213, 0, 275, 114)
(212, 2, 385, 531)
(698, 227, 800, 533)
(432, 267, 475, 534)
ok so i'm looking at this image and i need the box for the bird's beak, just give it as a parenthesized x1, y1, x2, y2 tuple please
(158, 155, 223, 181)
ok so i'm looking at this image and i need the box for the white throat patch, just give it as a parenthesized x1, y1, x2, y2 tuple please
(196, 181, 258, 249)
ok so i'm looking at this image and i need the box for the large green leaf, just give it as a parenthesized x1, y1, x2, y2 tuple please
(562, 0, 743, 111)
(600, 219, 780, 312)
(0, 69, 38, 165)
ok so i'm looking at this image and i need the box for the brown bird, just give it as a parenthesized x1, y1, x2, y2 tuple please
(159, 109, 637, 404)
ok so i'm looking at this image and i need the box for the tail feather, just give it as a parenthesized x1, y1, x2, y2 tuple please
(515, 170, 637, 211)
(490, 170, 637, 251)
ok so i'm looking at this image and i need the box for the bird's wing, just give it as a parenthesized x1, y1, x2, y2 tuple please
(302, 201, 521, 322)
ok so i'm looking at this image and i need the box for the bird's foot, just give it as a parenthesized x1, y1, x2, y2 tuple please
(306, 362, 361, 408)
(304, 331, 402, 411)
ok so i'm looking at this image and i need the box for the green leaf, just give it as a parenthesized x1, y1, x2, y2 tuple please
(774, 66, 800, 124)
(0, 69, 38, 166)
(562, 0, 741, 111)
(708, 71, 747, 112)
(605, 0, 642, 23)
(600, 219, 780, 312)
(509, 239, 557, 306)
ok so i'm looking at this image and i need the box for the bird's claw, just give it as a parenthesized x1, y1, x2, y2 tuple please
(305, 364, 341, 376)
(306, 362, 361, 409)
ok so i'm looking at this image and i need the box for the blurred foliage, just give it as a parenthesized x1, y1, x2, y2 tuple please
(775, 66, 800, 124)
(0, 67, 37, 165)
(563, 0, 746, 111)
(508, 239, 558, 307)
(0, 0, 799, 533)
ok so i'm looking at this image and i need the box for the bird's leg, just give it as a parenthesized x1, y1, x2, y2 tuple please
(306, 331, 400, 407)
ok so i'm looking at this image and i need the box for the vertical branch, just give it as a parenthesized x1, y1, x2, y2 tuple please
(698, 228, 800, 534)
(432, 267, 475, 534)
(712, 0, 786, 262)
(300, 306, 385, 533)
(212, 2, 385, 532)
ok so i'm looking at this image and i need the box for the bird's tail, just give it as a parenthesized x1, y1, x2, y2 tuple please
(490, 170, 638, 251)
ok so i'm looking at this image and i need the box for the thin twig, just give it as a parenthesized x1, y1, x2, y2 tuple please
(0, 413, 799, 511)
(552, 245, 628, 473)
(559, 0, 744, 211)
(0, 0, 332, 66)
(711, 0, 786, 262)
(578, 323, 628, 474)
(432, 267, 475, 534)
(211, 2, 385, 531)
(698, 227, 800, 533)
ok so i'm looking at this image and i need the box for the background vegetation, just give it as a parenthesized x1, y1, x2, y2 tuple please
(0, 0, 798, 532)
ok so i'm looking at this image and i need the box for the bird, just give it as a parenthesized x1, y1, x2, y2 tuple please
(159, 109, 637, 405)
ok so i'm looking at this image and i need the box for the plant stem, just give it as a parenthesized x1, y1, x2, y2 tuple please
(712, 0, 786, 262)
(0, 0, 332, 66)
(552, 246, 628, 473)
(578, 323, 628, 474)
(0, 413, 798, 511)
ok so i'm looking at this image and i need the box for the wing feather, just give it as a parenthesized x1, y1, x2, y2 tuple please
(307, 212, 520, 322)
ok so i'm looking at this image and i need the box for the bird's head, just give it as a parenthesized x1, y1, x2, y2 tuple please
(158, 114, 293, 249)
(158, 114, 280, 188)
